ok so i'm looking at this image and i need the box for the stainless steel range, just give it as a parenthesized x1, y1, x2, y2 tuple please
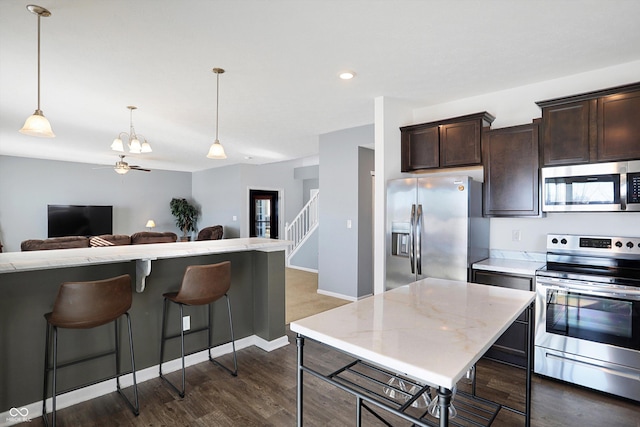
(535, 234, 640, 402)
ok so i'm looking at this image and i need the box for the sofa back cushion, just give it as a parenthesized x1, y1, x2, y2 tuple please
(93, 234, 131, 246)
(130, 231, 178, 244)
(21, 236, 90, 251)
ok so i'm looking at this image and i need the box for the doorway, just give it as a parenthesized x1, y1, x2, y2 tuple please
(249, 190, 279, 238)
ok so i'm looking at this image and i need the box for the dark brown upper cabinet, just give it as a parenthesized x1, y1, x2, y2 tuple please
(400, 112, 495, 172)
(537, 82, 640, 167)
(482, 122, 540, 217)
(597, 89, 640, 162)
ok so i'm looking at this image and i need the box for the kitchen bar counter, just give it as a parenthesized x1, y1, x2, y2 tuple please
(0, 238, 290, 291)
(0, 238, 289, 418)
(291, 278, 535, 426)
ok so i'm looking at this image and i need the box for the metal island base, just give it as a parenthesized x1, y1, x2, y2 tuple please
(291, 278, 535, 427)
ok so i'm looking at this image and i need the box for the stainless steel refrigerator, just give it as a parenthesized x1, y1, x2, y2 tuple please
(386, 175, 489, 290)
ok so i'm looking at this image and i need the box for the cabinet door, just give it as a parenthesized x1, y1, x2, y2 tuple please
(401, 126, 439, 172)
(440, 120, 482, 167)
(472, 270, 533, 368)
(483, 123, 539, 217)
(541, 100, 591, 166)
(597, 90, 640, 161)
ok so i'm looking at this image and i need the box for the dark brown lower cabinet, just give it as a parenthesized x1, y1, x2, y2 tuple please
(472, 269, 534, 368)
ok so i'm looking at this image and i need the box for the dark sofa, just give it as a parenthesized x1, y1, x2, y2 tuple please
(20, 232, 178, 251)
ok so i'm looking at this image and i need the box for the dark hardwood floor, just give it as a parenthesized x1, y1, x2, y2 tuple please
(23, 327, 639, 427)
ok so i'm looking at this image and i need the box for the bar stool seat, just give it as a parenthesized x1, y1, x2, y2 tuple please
(159, 261, 237, 398)
(42, 274, 139, 426)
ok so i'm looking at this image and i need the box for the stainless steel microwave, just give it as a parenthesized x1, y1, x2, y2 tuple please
(541, 160, 640, 212)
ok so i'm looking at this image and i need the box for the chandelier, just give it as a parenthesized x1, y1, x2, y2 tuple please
(207, 67, 227, 159)
(111, 106, 152, 154)
(19, 4, 55, 138)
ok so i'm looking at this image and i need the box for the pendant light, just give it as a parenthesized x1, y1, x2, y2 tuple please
(19, 4, 55, 138)
(207, 67, 227, 159)
(111, 106, 152, 154)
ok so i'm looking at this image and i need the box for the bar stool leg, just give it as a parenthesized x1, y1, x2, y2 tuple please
(114, 318, 120, 389)
(42, 323, 51, 426)
(159, 298, 186, 398)
(114, 314, 140, 415)
(159, 298, 168, 377)
(126, 313, 140, 414)
(51, 326, 58, 427)
(208, 294, 238, 376)
(179, 303, 186, 396)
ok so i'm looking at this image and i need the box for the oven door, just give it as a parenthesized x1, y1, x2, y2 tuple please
(536, 277, 640, 351)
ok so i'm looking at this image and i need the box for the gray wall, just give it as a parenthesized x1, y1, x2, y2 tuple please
(318, 125, 374, 299)
(289, 227, 319, 271)
(0, 155, 310, 251)
(294, 164, 319, 204)
(192, 159, 307, 239)
(0, 155, 192, 252)
(357, 147, 374, 297)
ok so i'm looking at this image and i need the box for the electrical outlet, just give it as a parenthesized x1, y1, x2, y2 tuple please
(512, 229, 521, 242)
(183, 315, 190, 331)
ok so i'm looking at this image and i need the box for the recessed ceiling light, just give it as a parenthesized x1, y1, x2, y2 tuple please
(339, 71, 356, 80)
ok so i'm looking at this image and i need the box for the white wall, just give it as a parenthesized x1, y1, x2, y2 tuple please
(0, 155, 192, 251)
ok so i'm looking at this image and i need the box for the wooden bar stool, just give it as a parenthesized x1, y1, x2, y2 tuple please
(42, 274, 139, 426)
(159, 261, 237, 398)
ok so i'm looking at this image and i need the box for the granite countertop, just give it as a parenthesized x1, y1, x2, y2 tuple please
(291, 277, 535, 389)
(0, 238, 291, 274)
(472, 250, 546, 276)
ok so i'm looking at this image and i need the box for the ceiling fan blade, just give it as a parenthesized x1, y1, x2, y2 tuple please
(130, 166, 151, 172)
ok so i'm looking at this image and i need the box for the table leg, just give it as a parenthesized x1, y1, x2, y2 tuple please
(296, 334, 304, 427)
(356, 396, 362, 426)
(437, 386, 452, 427)
(525, 303, 534, 427)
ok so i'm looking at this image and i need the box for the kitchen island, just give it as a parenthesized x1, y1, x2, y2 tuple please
(0, 238, 289, 419)
(291, 277, 535, 427)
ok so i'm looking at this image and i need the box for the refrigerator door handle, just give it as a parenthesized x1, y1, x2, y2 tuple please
(416, 204, 422, 276)
(410, 204, 416, 274)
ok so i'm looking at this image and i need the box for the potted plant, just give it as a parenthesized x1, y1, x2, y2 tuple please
(170, 198, 199, 241)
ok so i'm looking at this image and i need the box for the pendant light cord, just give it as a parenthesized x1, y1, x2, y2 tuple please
(215, 71, 220, 141)
(36, 13, 41, 112)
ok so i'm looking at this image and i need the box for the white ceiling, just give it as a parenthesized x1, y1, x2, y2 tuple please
(1, 0, 639, 173)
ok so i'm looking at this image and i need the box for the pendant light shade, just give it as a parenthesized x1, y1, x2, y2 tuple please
(207, 67, 227, 159)
(207, 139, 226, 159)
(19, 5, 55, 138)
(20, 109, 54, 137)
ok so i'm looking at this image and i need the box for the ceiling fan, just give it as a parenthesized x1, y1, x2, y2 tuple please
(111, 155, 151, 174)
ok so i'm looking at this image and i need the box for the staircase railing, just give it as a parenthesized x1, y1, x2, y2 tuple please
(285, 191, 319, 261)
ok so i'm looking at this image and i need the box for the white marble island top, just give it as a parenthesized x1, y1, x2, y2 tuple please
(291, 277, 535, 390)
(0, 238, 290, 274)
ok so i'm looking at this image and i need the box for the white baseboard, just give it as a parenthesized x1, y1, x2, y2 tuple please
(316, 289, 357, 302)
(286, 265, 318, 274)
(0, 334, 289, 427)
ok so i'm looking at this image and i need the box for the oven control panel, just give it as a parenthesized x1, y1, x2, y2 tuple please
(547, 234, 640, 257)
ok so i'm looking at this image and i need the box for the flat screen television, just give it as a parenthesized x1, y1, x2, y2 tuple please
(47, 205, 113, 238)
